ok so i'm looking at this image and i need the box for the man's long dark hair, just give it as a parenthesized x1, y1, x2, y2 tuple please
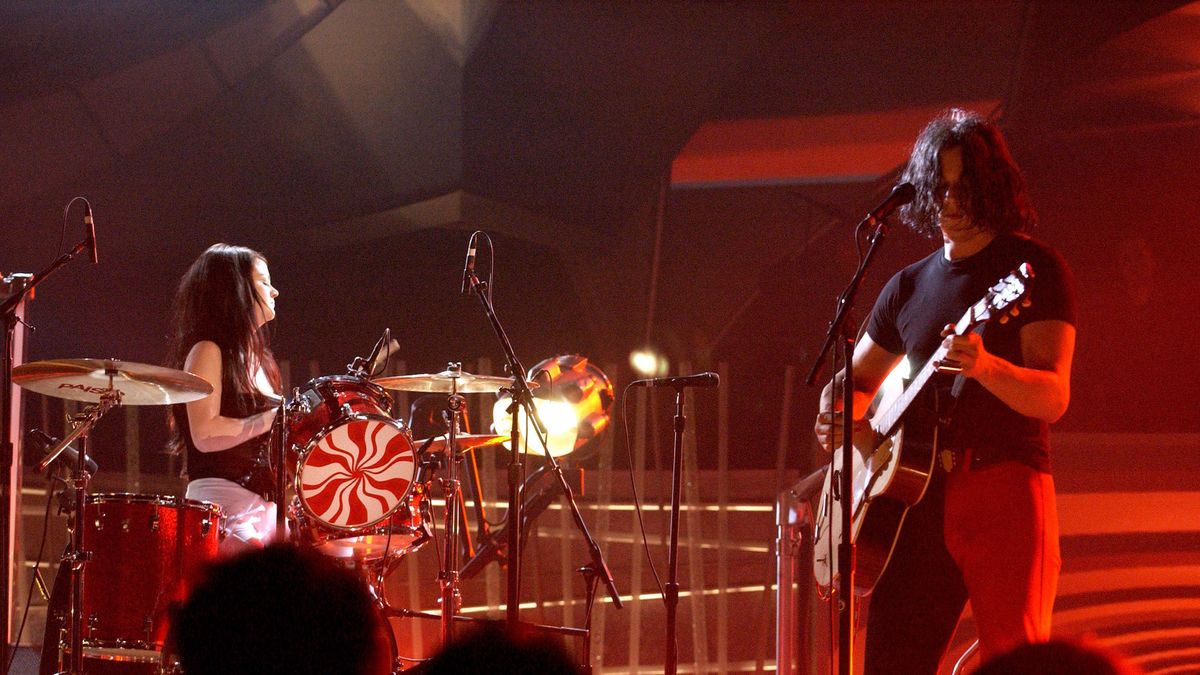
(898, 108, 1037, 239)
(166, 244, 280, 447)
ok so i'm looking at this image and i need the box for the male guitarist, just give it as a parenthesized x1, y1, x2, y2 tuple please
(814, 108, 1077, 672)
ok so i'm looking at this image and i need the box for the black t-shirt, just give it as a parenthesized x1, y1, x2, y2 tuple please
(865, 233, 1077, 473)
(174, 353, 279, 499)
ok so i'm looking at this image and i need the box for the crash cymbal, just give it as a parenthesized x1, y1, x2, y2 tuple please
(372, 368, 528, 394)
(415, 433, 510, 454)
(13, 358, 213, 405)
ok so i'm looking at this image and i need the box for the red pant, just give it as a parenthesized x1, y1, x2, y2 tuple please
(863, 460, 1060, 672)
(944, 461, 1060, 661)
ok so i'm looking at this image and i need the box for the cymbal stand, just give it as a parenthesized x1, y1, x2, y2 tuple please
(463, 242, 622, 637)
(437, 383, 466, 644)
(42, 382, 121, 674)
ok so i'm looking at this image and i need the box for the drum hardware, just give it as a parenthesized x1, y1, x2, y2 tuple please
(347, 328, 392, 379)
(414, 432, 510, 455)
(13, 358, 213, 674)
(459, 231, 622, 655)
(433, 370, 469, 643)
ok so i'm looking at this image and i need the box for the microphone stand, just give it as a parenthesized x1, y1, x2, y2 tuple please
(1, 235, 93, 668)
(464, 266, 622, 643)
(804, 218, 891, 675)
(662, 384, 688, 675)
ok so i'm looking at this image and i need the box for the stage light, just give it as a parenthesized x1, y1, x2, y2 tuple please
(492, 354, 614, 458)
(629, 346, 667, 377)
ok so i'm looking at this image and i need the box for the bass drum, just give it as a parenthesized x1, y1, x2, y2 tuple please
(292, 479, 432, 562)
(287, 376, 420, 558)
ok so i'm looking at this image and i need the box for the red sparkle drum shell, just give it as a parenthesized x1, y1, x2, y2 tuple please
(288, 376, 418, 532)
(81, 494, 221, 651)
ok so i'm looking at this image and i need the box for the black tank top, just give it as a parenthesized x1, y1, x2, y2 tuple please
(175, 357, 279, 500)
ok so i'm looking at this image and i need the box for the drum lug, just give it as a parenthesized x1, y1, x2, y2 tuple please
(149, 512, 160, 532)
(121, 518, 131, 533)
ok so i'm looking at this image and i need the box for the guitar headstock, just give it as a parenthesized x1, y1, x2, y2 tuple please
(970, 262, 1034, 328)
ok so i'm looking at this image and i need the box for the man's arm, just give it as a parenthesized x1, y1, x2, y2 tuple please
(939, 319, 1075, 423)
(814, 334, 904, 451)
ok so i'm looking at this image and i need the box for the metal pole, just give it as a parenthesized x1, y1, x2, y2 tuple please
(664, 388, 686, 674)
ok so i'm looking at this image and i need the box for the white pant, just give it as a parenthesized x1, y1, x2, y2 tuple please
(186, 478, 278, 555)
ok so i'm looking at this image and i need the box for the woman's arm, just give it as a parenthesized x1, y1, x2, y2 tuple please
(184, 341, 277, 453)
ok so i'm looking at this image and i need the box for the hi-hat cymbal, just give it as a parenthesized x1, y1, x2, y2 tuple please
(372, 369, 528, 394)
(13, 358, 213, 405)
(415, 433, 510, 455)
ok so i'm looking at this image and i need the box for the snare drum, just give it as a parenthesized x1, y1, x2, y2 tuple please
(287, 376, 419, 555)
(81, 494, 221, 654)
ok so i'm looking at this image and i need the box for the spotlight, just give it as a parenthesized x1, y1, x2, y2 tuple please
(629, 346, 668, 378)
(492, 354, 614, 458)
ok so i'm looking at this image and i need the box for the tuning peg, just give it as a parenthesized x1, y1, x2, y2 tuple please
(1021, 298, 1032, 308)
(1009, 307, 1020, 318)
(998, 315, 1010, 324)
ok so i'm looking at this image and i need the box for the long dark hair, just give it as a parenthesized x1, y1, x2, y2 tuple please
(898, 108, 1037, 239)
(167, 243, 281, 409)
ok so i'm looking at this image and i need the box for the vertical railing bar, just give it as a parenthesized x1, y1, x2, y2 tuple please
(757, 364, 796, 671)
(716, 361, 731, 674)
(629, 384, 648, 670)
(589, 361, 620, 672)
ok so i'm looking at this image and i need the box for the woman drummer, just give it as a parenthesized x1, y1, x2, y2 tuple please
(167, 243, 281, 554)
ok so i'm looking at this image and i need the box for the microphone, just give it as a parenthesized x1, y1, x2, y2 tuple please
(364, 329, 389, 374)
(633, 372, 720, 388)
(84, 203, 98, 264)
(29, 428, 99, 474)
(460, 234, 477, 294)
(863, 182, 916, 228)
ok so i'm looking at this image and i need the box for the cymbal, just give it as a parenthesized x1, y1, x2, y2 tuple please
(12, 358, 214, 405)
(372, 369, 527, 394)
(415, 433, 510, 454)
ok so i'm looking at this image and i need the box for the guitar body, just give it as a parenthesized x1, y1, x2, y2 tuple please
(812, 397, 938, 596)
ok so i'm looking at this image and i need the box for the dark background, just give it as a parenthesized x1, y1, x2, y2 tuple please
(2, 2, 1197, 476)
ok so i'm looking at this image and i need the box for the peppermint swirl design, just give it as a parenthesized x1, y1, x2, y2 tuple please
(299, 418, 415, 529)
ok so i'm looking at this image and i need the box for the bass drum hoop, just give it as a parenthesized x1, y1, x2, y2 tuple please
(293, 412, 416, 532)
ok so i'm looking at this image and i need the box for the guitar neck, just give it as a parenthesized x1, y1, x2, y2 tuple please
(870, 310, 974, 438)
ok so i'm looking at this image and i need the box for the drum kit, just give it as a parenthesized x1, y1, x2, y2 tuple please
(12, 350, 612, 673)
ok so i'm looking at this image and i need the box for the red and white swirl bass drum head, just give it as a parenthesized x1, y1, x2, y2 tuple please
(297, 416, 415, 530)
